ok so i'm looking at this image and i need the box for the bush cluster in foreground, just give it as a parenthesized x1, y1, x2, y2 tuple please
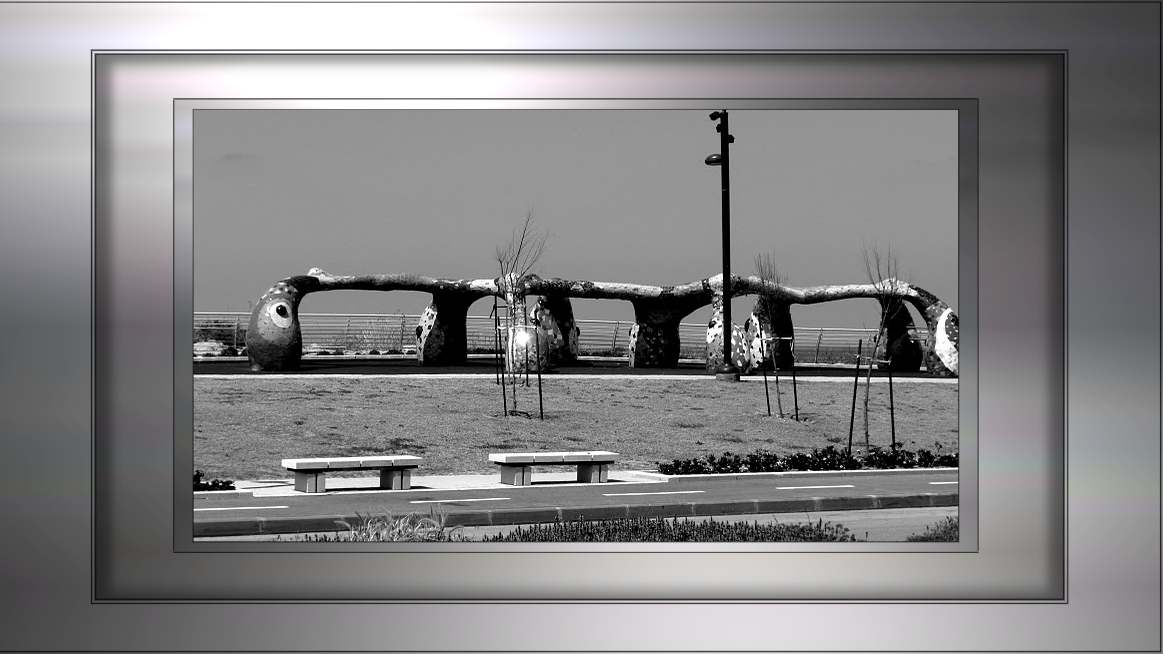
(193, 469, 235, 491)
(658, 444, 957, 475)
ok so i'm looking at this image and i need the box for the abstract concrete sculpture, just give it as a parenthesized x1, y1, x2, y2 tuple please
(245, 267, 959, 377)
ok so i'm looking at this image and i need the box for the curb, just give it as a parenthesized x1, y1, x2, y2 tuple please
(193, 491, 957, 537)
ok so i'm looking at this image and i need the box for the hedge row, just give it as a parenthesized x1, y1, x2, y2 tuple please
(658, 444, 957, 475)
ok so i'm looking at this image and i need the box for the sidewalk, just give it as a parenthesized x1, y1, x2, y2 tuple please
(197, 470, 669, 499)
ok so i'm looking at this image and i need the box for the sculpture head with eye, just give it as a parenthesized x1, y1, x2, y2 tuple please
(245, 281, 304, 371)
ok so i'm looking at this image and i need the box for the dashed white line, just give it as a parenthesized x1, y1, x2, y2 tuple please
(602, 490, 706, 497)
(194, 505, 290, 512)
(775, 484, 855, 490)
(409, 497, 511, 504)
(929, 481, 959, 485)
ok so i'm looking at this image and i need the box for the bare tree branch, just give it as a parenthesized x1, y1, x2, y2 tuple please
(496, 211, 549, 281)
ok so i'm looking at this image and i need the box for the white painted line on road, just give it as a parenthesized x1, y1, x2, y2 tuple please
(194, 505, 290, 512)
(409, 497, 511, 504)
(775, 484, 855, 490)
(601, 490, 707, 497)
(929, 481, 959, 485)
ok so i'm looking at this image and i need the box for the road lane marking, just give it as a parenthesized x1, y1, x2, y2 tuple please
(929, 481, 959, 485)
(409, 497, 511, 504)
(775, 484, 855, 490)
(194, 505, 290, 512)
(601, 490, 706, 497)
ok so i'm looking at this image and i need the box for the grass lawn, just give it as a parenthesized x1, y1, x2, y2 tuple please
(194, 376, 958, 480)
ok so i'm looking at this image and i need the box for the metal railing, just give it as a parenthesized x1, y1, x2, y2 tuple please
(194, 311, 929, 363)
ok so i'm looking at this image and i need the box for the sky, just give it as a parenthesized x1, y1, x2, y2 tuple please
(194, 109, 957, 329)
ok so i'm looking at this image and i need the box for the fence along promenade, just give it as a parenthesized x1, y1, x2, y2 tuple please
(194, 311, 930, 364)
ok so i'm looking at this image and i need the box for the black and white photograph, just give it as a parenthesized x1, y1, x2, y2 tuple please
(4, 0, 1160, 648)
(192, 108, 961, 543)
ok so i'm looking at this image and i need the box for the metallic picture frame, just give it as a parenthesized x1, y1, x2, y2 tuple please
(1, 1, 1158, 651)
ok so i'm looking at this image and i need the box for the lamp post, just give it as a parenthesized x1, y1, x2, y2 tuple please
(705, 109, 739, 381)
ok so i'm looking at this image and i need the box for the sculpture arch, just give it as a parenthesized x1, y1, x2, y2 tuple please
(245, 267, 959, 377)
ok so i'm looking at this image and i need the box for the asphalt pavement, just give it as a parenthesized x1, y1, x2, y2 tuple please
(193, 467, 958, 537)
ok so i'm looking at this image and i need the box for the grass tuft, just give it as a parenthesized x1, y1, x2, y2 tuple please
(284, 509, 468, 542)
(905, 516, 959, 542)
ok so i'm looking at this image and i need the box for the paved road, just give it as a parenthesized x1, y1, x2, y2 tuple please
(194, 356, 938, 378)
(193, 468, 958, 537)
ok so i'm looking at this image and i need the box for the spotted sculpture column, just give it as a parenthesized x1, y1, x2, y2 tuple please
(244, 275, 320, 371)
(745, 296, 795, 372)
(499, 277, 551, 372)
(532, 295, 580, 366)
(877, 298, 924, 372)
(415, 293, 474, 366)
(907, 286, 959, 377)
(705, 293, 750, 373)
(626, 301, 686, 368)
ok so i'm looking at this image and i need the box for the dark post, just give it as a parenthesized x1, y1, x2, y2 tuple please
(773, 348, 784, 418)
(706, 109, 738, 381)
(499, 317, 508, 416)
(790, 337, 800, 421)
(534, 327, 544, 420)
(761, 339, 771, 416)
(888, 356, 896, 450)
(847, 339, 863, 455)
(492, 298, 501, 385)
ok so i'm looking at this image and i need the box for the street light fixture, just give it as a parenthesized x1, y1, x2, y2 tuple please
(706, 109, 739, 381)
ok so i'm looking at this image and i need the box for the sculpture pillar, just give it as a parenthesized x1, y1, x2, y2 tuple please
(245, 276, 318, 372)
(532, 295, 579, 366)
(878, 298, 924, 372)
(628, 320, 680, 368)
(745, 296, 795, 372)
(499, 276, 551, 372)
(627, 299, 693, 368)
(705, 293, 749, 373)
(908, 286, 959, 377)
(415, 293, 474, 366)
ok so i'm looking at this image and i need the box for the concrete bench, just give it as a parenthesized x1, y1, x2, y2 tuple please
(281, 455, 422, 493)
(488, 451, 618, 486)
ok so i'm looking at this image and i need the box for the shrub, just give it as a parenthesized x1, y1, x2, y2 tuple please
(658, 444, 955, 475)
(906, 516, 959, 542)
(193, 469, 235, 491)
(484, 516, 859, 542)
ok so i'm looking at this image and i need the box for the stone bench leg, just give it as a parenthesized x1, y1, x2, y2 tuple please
(577, 463, 609, 483)
(293, 470, 326, 493)
(499, 465, 533, 486)
(379, 468, 412, 490)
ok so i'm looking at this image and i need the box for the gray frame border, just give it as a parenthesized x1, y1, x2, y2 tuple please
(0, 2, 1156, 651)
(100, 53, 1030, 603)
